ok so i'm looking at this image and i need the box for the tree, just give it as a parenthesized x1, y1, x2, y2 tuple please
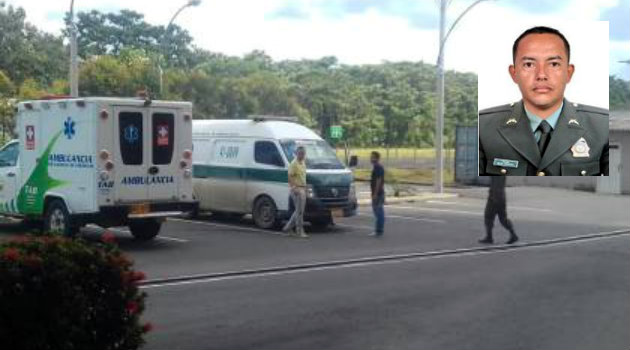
(67, 9, 195, 69)
(0, 3, 67, 86)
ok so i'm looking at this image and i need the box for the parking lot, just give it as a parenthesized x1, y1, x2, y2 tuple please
(1, 186, 629, 350)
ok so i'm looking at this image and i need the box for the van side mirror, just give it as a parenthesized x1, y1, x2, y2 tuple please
(348, 155, 358, 168)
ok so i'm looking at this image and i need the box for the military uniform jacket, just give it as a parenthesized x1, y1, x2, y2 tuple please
(479, 99, 609, 176)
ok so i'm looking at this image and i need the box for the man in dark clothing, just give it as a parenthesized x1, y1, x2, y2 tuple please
(369, 151, 385, 236)
(479, 176, 519, 244)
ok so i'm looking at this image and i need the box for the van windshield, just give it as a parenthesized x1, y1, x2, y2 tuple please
(280, 140, 345, 170)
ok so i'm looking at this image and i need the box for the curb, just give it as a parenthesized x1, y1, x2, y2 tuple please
(357, 192, 458, 205)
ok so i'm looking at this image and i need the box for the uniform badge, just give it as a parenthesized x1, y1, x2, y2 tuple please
(570, 137, 590, 158)
(506, 118, 517, 125)
(568, 119, 580, 126)
(493, 158, 519, 168)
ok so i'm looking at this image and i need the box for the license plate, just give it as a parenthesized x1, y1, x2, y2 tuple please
(331, 208, 344, 217)
(130, 203, 150, 215)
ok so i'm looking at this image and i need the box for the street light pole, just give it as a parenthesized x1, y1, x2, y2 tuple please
(434, 0, 490, 193)
(69, 0, 79, 97)
(159, 0, 201, 97)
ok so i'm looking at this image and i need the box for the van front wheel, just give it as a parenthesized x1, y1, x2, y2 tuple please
(252, 196, 279, 229)
(129, 219, 161, 241)
(44, 200, 79, 237)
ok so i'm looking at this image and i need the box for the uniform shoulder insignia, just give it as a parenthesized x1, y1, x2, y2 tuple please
(479, 103, 513, 116)
(575, 104, 608, 116)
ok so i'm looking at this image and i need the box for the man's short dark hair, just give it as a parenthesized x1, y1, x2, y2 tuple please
(371, 151, 381, 160)
(512, 26, 571, 63)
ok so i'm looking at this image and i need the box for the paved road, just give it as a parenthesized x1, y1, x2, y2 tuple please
(1, 187, 629, 349)
(143, 235, 630, 350)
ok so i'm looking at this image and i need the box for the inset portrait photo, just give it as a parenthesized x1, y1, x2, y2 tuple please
(477, 21, 609, 176)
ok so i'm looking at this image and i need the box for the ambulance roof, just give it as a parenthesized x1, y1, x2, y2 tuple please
(193, 119, 321, 141)
(17, 97, 192, 111)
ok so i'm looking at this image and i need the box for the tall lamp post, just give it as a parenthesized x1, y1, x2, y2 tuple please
(69, 0, 79, 97)
(159, 0, 201, 97)
(434, 0, 491, 193)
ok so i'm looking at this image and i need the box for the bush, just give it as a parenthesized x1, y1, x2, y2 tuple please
(0, 235, 150, 350)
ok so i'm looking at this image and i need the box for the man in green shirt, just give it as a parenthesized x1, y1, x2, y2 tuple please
(283, 146, 308, 238)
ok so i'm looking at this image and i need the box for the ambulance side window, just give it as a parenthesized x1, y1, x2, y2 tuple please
(254, 141, 284, 167)
(152, 113, 174, 165)
(119, 112, 143, 165)
(0, 142, 18, 167)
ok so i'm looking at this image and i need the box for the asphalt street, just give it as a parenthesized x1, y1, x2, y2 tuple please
(1, 187, 629, 349)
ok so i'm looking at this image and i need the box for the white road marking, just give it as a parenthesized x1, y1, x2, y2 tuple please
(426, 200, 553, 213)
(157, 236, 189, 243)
(357, 213, 445, 224)
(141, 228, 630, 289)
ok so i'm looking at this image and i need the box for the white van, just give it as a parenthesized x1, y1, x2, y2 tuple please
(192, 116, 357, 229)
(0, 97, 197, 240)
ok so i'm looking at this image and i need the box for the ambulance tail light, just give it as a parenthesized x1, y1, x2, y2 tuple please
(180, 160, 188, 169)
(100, 109, 109, 120)
(183, 169, 192, 178)
(182, 149, 192, 160)
(105, 161, 114, 171)
(100, 149, 111, 160)
(99, 171, 110, 181)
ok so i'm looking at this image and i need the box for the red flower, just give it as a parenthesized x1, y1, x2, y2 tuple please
(126, 301, 139, 314)
(142, 322, 154, 333)
(2, 248, 21, 262)
(101, 231, 117, 244)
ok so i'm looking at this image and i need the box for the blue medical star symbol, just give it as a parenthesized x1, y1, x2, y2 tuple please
(64, 117, 76, 139)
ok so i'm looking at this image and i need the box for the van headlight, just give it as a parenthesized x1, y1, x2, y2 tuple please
(306, 185, 316, 198)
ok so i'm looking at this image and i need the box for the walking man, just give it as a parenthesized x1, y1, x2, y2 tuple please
(369, 151, 385, 237)
(283, 146, 308, 238)
(479, 176, 519, 244)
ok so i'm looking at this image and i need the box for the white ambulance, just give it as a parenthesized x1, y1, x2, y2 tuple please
(0, 97, 197, 240)
(192, 116, 358, 229)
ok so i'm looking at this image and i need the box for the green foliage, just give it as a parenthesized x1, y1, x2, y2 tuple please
(79, 51, 159, 97)
(0, 3, 67, 86)
(66, 9, 195, 68)
(610, 76, 630, 110)
(0, 235, 150, 350)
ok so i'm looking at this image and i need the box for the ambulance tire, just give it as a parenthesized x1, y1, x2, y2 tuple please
(44, 200, 79, 237)
(252, 196, 280, 230)
(128, 219, 161, 241)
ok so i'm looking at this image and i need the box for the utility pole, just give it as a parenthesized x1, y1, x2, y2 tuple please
(435, 0, 446, 194)
(69, 0, 79, 97)
(434, 0, 491, 193)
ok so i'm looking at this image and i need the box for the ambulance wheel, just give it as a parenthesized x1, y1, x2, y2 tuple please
(128, 219, 161, 241)
(252, 196, 280, 229)
(44, 200, 79, 237)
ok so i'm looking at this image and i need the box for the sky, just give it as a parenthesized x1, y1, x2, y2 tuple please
(6, 0, 630, 79)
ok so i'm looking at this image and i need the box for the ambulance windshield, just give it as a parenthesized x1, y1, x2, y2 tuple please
(281, 140, 345, 170)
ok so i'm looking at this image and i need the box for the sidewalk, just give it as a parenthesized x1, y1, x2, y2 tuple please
(355, 181, 457, 205)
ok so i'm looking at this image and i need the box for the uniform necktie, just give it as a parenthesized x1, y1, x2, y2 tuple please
(537, 120, 552, 155)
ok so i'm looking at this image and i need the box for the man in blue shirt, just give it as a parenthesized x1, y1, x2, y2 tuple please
(479, 26, 609, 176)
(369, 151, 385, 237)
